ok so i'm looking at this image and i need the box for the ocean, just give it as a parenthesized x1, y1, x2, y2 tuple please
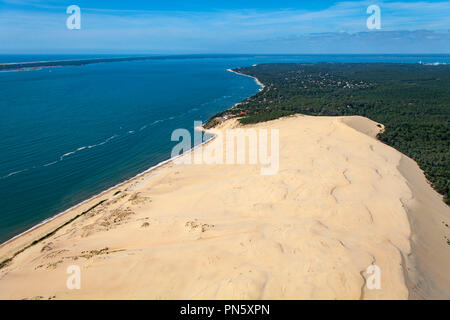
(1, 54, 449, 244)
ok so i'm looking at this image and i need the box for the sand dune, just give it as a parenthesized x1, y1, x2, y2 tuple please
(0, 115, 448, 299)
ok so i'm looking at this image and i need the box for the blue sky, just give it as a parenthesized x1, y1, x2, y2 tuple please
(0, 0, 449, 53)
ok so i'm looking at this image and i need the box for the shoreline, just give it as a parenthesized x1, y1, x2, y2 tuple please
(343, 116, 450, 299)
(0, 114, 418, 299)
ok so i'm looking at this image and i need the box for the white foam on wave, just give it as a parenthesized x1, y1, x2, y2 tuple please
(0, 114, 181, 182)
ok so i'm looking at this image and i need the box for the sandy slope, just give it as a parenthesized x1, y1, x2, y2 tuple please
(0, 115, 448, 299)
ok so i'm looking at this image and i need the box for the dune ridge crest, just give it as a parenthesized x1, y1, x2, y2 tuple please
(0, 115, 448, 299)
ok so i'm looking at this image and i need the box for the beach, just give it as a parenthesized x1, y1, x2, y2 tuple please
(0, 114, 449, 299)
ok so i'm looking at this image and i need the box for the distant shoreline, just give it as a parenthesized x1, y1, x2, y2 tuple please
(0, 55, 253, 71)
(0, 63, 261, 248)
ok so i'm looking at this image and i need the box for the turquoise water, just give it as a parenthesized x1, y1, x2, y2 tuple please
(1, 54, 449, 244)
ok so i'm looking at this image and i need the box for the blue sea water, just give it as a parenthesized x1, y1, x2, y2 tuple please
(0, 54, 449, 244)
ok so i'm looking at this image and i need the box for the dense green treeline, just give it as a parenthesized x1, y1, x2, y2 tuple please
(223, 63, 449, 204)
